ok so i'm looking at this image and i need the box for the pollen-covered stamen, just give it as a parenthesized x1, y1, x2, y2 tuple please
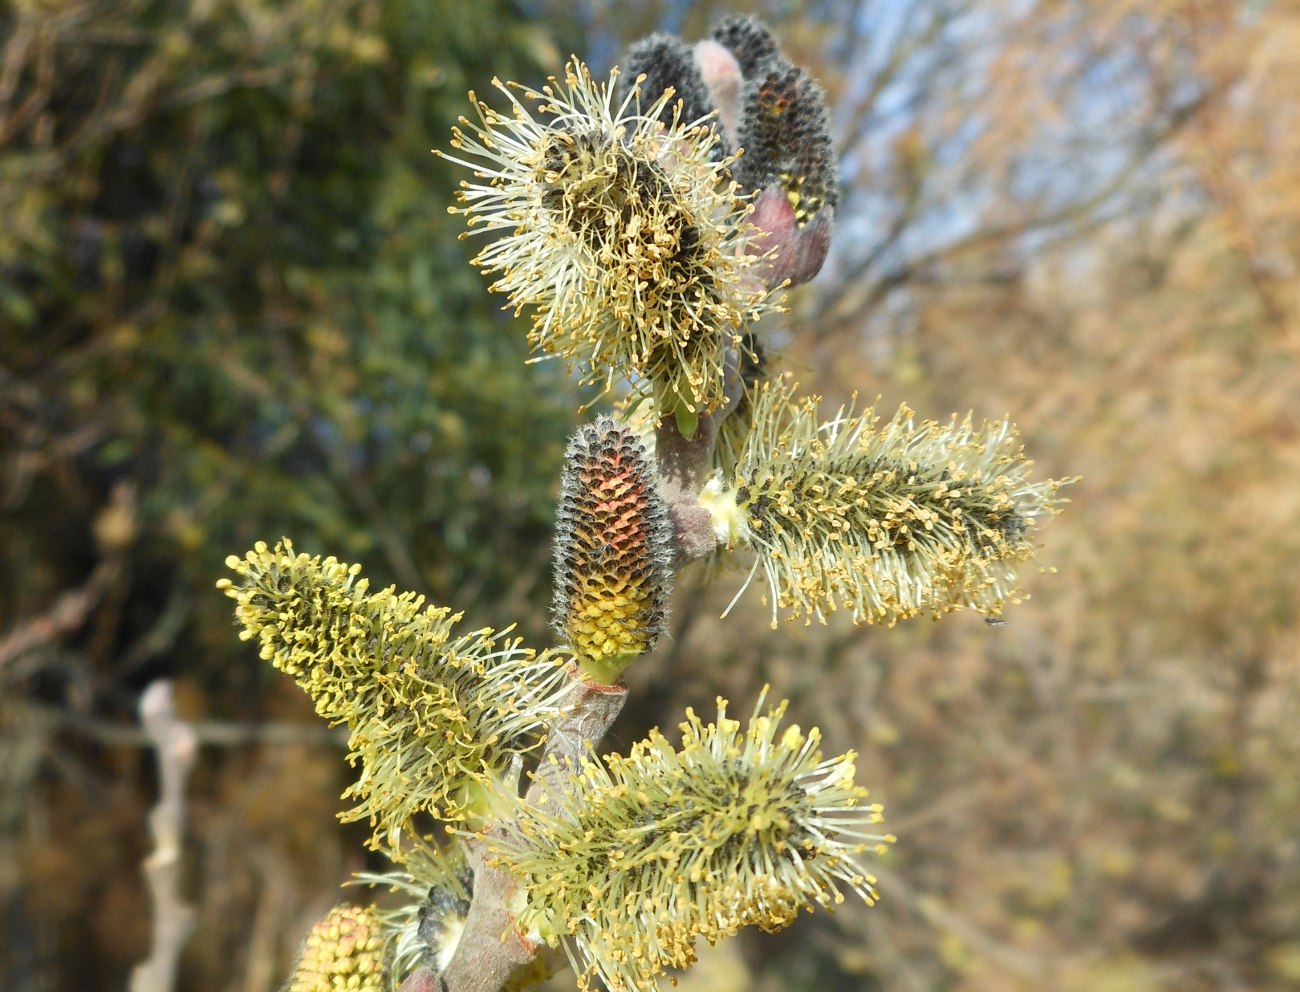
(536, 127, 717, 354)
(437, 58, 779, 413)
(553, 419, 673, 682)
(714, 330, 769, 478)
(539, 127, 669, 233)
(288, 905, 388, 992)
(487, 690, 892, 992)
(723, 379, 1071, 627)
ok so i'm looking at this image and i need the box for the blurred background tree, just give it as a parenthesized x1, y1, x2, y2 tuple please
(2, 1, 1298, 991)
(1, 0, 583, 987)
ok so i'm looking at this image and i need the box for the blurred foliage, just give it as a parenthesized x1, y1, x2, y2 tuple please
(1, 0, 581, 988)
(1, 0, 583, 673)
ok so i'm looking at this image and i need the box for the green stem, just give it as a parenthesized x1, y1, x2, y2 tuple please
(574, 651, 639, 687)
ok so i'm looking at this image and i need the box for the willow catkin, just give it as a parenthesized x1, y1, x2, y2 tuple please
(489, 691, 892, 992)
(703, 378, 1070, 626)
(552, 419, 673, 683)
(437, 58, 778, 413)
(219, 541, 572, 847)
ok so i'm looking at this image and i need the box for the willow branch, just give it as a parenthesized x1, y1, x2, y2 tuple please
(434, 672, 628, 992)
(657, 344, 744, 567)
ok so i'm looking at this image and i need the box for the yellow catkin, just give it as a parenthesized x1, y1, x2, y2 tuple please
(489, 690, 893, 992)
(437, 58, 780, 413)
(712, 378, 1071, 626)
(288, 905, 387, 992)
(218, 540, 573, 849)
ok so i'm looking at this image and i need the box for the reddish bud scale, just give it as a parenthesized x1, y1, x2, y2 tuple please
(553, 419, 672, 672)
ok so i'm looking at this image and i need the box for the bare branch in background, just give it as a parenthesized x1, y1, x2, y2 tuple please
(130, 681, 197, 992)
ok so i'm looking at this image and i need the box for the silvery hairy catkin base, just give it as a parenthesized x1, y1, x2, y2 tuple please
(552, 418, 673, 684)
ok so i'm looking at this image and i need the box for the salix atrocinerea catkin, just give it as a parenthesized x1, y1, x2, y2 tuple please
(701, 16, 839, 227)
(622, 34, 719, 147)
(734, 62, 837, 225)
(552, 418, 673, 685)
(287, 905, 387, 992)
(218, 541, 572, 849)
(437, 58, 777, 413)
(487, 692, 891, 992)
(701, 379, 1070, 627)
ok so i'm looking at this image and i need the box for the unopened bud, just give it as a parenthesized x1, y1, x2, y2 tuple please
(553, 419, 673, 682)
